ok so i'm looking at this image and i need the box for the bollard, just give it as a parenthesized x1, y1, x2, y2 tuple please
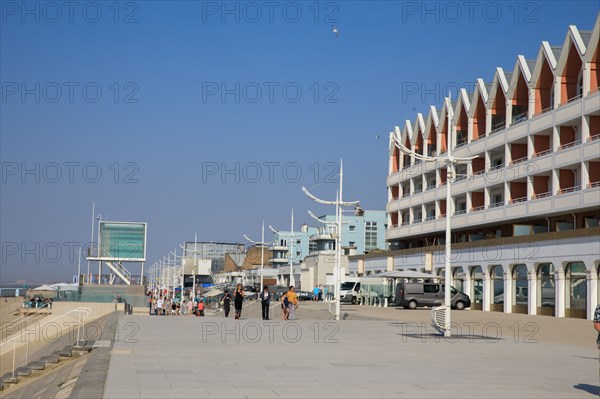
(384, 297, 388, 308)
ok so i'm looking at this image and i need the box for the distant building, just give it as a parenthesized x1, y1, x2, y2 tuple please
(183, 242, 245, 273)
(270, 209, 387, 266)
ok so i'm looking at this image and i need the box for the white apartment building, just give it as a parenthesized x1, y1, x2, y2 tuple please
(350, 16, 600, 320)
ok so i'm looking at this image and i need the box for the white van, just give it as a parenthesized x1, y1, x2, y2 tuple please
(340, 277, 387, 304)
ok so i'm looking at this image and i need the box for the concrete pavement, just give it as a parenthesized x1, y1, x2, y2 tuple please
(103, 303, 599, 398)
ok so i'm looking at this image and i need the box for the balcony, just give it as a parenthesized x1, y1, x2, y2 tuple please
(512, 113, 528, 125)
(489, 201, 504, 208)
(424, 215, 436, 222)
(532, 148, 552, 158)
(508, 197, 527, 205)
(531, 191, 551, 200)
(508, 157, 527, 166)
(401, 221, 410, 226)
(557, 186, 581, 195)
(470, 205, 485, 212)
(489, 121, 506, 135)
(588, 181, 600, 189)
(557, 139, 581, 151)
(455, 137, 468, 148)
(454, 209, 467, 216)
(532, 105, 554, 118)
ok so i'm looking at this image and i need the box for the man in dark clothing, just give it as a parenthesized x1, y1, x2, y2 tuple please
(259, 286, 271, 320)
(222, 290, 232, 317)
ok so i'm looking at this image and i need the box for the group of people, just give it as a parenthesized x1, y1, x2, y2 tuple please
(25, 296, 53, 308)
(312, 285, 327, 301)
(256, 285, 298, 320)
(148, 295, 205, 316)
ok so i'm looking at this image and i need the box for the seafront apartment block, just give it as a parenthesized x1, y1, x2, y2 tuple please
(350, 16, 600, 320)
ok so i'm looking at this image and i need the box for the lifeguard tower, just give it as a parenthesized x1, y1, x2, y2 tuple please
(86, 221, 147, 285)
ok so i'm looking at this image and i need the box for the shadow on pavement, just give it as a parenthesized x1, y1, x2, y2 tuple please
(573, 383, 599, 396)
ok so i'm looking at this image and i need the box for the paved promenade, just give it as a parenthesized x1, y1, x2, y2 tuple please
(103, 302, 599, 398)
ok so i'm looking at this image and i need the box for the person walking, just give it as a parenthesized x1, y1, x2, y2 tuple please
(259, 286, 271, 320)
(286, 286, 298, 320)
(313, 286, 319, 302)
(187, 298, 194, 316)
(233, 284, 244, 319)
(281, 291, 290, 320)
(222, 289, 232, 317)
(156, 297, 164, 316)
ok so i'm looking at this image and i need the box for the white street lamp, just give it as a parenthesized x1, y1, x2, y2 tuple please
(269, 209, 295, 288)
(390, 95, 477, 337)
(302, 159, 359, 320)
(243, 221, 267, 293)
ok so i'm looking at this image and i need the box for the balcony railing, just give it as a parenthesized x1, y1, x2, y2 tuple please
(425, 215, 436, 222)
(389, 223, 398, 228)
(455, 174, 467, 182)
(470, 205, 485, 212)
(565, 93, 583, 104)
(532, 105, 554, 117)
(413, 188, 423, 194)
(531, 191, 551, 200)
(512, 113, 528, 125)
(490, 121, 506, 135)
(489, 201, 504, 208)
(471, 134, 485, 142)
(455, 138, 468, 148)
(472, 169, 486, 176)
(488, 163, 505, 172)
(454, 209, 467, 216)
(509, 156, 527, 166)
(557, 186, 581, 195)
(391, 196, 399, 201)
(425, 185, 436, 191)
(508, 197, 527, 204)
(532, 148, 552, 158)
(557, 139, 581, 151)
(413, 218, 423, 224)
(587, 134, 600, 142)
(438, 214, 446, 219)
(401, 221, 410, 226)
(587, 181, 600, 189)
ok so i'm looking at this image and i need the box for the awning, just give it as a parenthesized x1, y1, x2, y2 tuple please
(373, 270, 440, 279)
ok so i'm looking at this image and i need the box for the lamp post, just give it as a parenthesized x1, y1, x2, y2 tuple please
(302, 159, 359, 320)
(269, 209, 295, 287)
(243, 221, 266, 293)
(390, 95, 476, 337)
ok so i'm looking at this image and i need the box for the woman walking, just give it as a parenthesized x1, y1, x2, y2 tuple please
(222, 289, 232, 317)
(233, 284, 244, 319)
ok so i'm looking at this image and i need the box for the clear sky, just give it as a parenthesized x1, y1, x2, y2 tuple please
(1, 1, 598, 282)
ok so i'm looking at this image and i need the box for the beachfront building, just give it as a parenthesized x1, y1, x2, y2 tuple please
(351, 17, 600, 320)
(270, 209, 387, 267)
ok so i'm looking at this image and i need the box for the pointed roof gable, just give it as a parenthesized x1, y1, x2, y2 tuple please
(468, 79, 489, 118)
(507, 55, 532, 99)
(531, 42, 558, 88)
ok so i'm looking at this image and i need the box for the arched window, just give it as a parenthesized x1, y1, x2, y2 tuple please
(470, 266, 483, 309)
(491, 265, 504, 308)
(453, 267, 465, 293)
(512, 264, 528, 313)
(565, 262, 586, 317)
(537, 263, 555, 311)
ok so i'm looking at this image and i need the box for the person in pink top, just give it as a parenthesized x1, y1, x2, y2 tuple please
(187, 298, 193, 316)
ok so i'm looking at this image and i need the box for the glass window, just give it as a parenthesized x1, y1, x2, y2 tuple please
(471, 266, 483, 304)
(424, 284, 439, 293)
(349, 225, 356, 232)
(491, 265, 504, 305)
(566, 262, 586, 310)
(512, 264, 528, 306)
(537, 263, 555, 307)
(365, 221, 378, 250)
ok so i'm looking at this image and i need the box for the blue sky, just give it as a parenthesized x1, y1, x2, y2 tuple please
(1, 1, 598, 282)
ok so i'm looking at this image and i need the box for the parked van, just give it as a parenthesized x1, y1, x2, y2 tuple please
(340, 277, 387, 304)
(396, 282, 471, 310)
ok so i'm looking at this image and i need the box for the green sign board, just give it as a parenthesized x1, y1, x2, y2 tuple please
(99, 222, 146, 261)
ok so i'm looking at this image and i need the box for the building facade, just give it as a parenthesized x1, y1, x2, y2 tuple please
(353, 17, 600, 320)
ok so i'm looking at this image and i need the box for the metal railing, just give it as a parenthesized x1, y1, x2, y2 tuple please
(431, 305, 446, 335)
(531, 191, 551, 200)
(533, 148, 552, 158)
(557, 186, 581, 195)
(1, 302, 51, 342)
(508, 197, 527, 204)
(470, 205, 485, 212)
(509, 156, 528, 166)
(557, 139, 581, 151)
(532, 105, 554, 117)
(1, 307, 91, 382)
(587, 134, 600, 142)
(587, 181, 600, 189)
